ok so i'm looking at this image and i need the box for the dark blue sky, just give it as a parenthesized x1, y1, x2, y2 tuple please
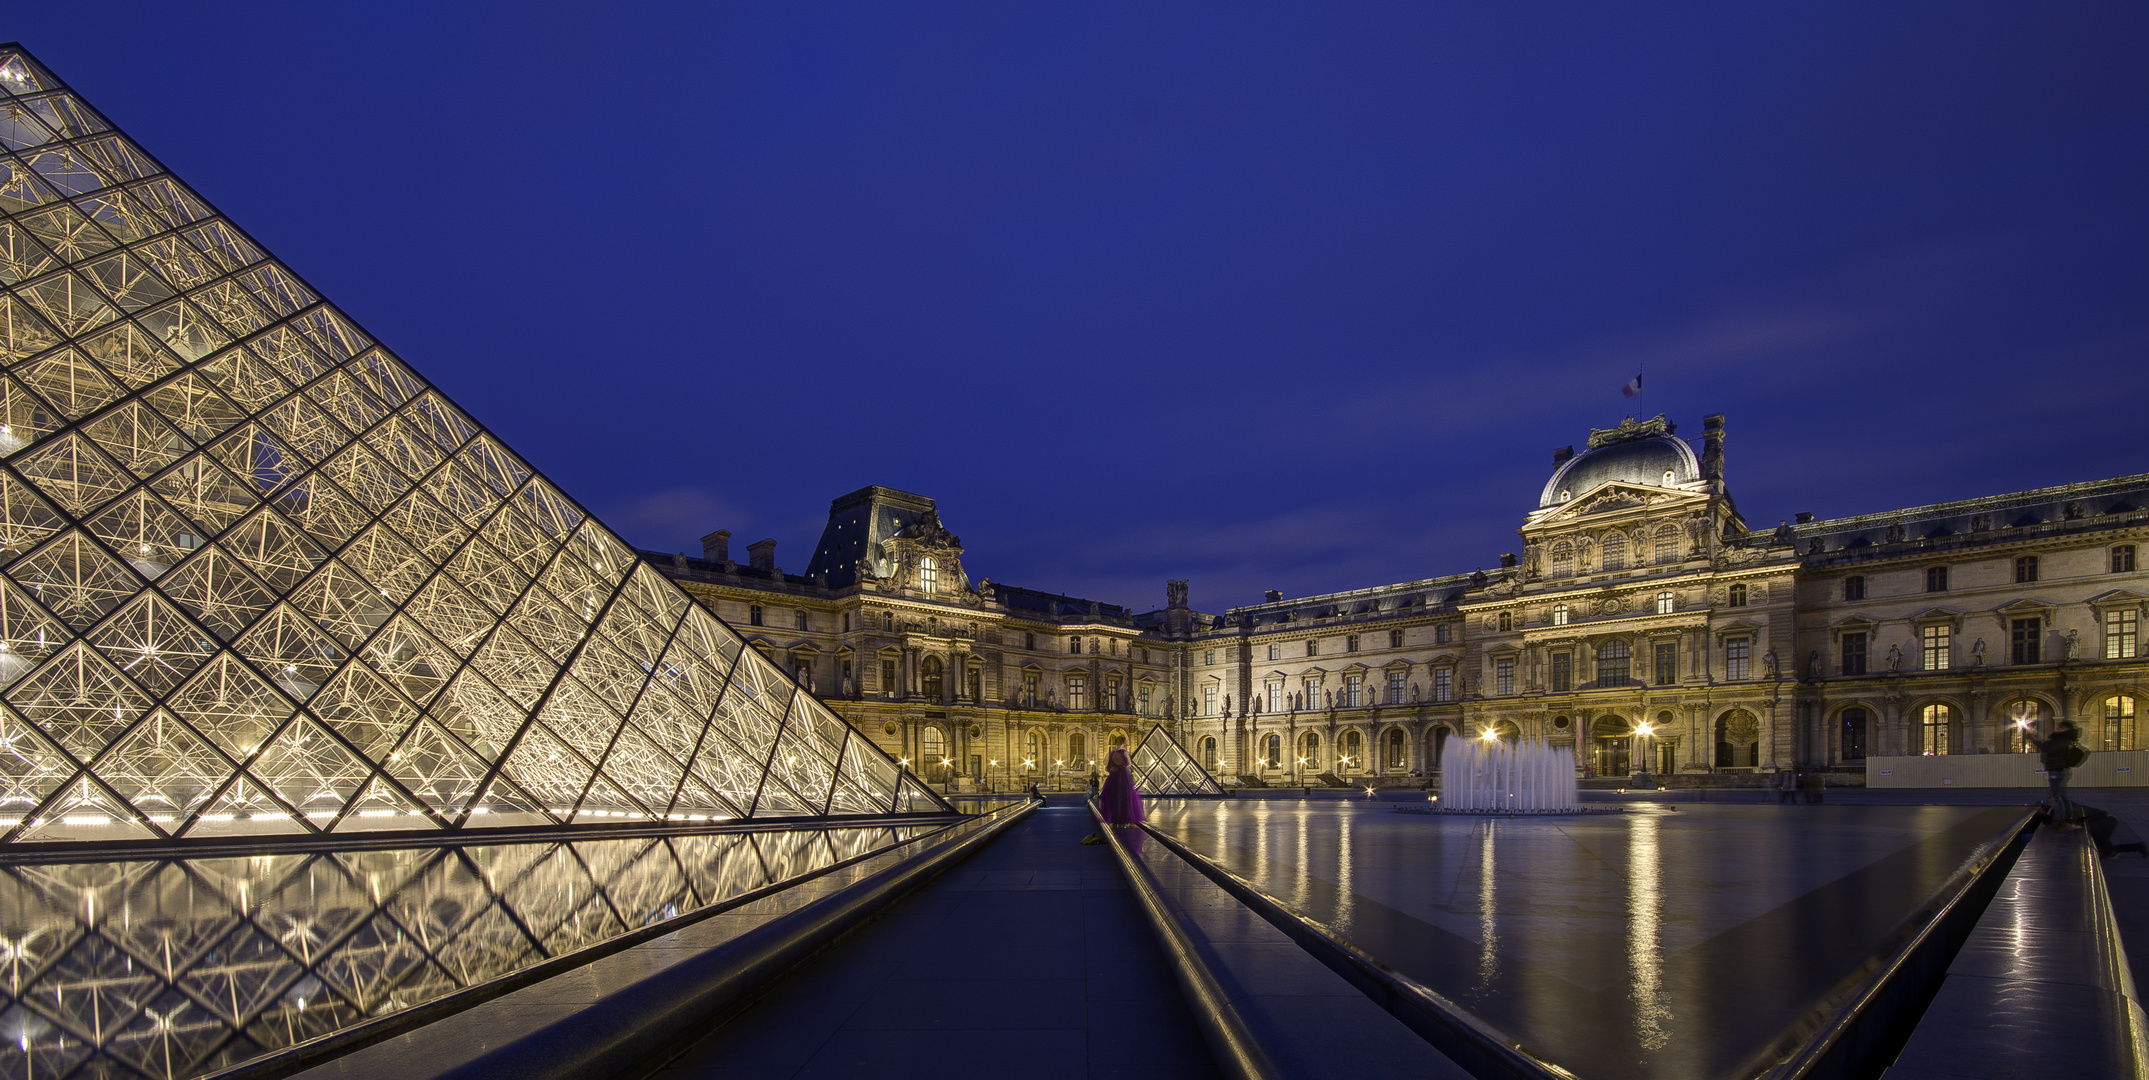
(11, 4, 2146, 613)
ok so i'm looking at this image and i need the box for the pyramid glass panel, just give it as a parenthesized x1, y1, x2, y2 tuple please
(1129, 724, 1225, 796)
(0, 44, 947, 845)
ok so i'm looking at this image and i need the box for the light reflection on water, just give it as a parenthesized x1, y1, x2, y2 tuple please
(0, 824, 933, 1080)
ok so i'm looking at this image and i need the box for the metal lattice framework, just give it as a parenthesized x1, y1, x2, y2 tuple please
(0, 825, 926, 1078)
(1129, 725, 1223, 796)
(0, 44, 946, 845)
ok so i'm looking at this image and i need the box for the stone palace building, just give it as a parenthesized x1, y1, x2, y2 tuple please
(644, 414, 2149, 788)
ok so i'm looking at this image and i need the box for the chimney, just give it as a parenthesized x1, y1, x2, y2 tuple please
(1264, 589, 1282, 603)
(1795, 512, 1814, 525)
(1499, 552, 1518, 569)
(700, 529, 731, 564)
(1552, 445, 1574, 465)
(747, 538, 777, 573)
(1701, 413, 1726, 481)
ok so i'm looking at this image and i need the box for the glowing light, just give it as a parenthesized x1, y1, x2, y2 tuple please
(1481, 728, 1500, 741)
(1635, 722, 1654, 737)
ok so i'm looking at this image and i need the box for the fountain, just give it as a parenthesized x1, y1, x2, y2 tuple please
(1435, 733, 1585, 814)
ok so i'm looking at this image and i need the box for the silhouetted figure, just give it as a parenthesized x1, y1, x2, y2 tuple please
(2026, 720, 2085, 820)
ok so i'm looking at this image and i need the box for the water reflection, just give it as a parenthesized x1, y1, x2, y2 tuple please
(1626, 809, 1670, 1053)
(0, 824, 929, 1079)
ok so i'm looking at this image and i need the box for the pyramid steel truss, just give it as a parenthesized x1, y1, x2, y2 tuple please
(1129, 725, 1223, 796)
(0, 45, 948, 845)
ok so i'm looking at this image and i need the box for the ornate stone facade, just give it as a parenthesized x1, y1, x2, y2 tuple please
(648, 417, 2149, 787)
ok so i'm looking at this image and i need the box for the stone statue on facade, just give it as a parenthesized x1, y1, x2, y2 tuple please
(1886, 643, 1903, 671)
(1971, 638, 1986, 666)
(2065, 629, 2080, 660)
(1808, 651, 1821, 680)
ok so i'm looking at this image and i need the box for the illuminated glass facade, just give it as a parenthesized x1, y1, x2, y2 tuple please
(0, 45, 943, 844)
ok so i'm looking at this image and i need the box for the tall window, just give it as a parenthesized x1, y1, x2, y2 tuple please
(1303, 677, 1322, 709)
(1922, 625, 1951, 671)
(2115, 545, 2137, 573)
(1067, 676, 1087, 711)
(917, 556, 938, 594)
(1841, 632, 1867, 676)
(2106, 695, 2138, 752)
(1266, 683, 1281, 713)
(1263, 733, 1281, 768)
(1026, 731, 1042, 767)
(1389, 629, 1405, 648)
(1551, 542, 1574, 579)
(1433, 668, 1453, 702)
(1726, 638, 1750, 680)
(1728, 584, 1747, 607)
(1925, 566, 1948, 592)
(1597, 640, 1631, 685)
(1343, 673, 1364, 706)
(1654, 643, 1676, 686)
(1201, 737, 1218, 772)
(1654, 525, 1679, 565)
(1551, 652, 1571, 693)
(1203, 685, 1217, 716)
(884, 658, 899, 693)
(2014, 555, 2038, 583)
(2106, 609, 2139, 659)
(794, 610, 809, 631)
(1386, 728, 1406, 768)
(1139, 684, 1152, 715)
(1603, 534, 1627, 572)
(1387, 669, 1406, 704)
(1022, 671, 1039, 705)
(1494, 658, 1514, 696)
(1655, 591, 1675, 615)
(1920, 704, 1952, 755)
(920, 656, 944, 701)
(1346, 636, 1360, 653)
(922, 726, 946, 765)
(1203, 650, 1215, 665)
(1268, 644, 1280, 661)
(883, 612, 894, 631)
(1069, 731, 1087, 766)
(1341, 730, 1362, 769)
(1307, 640, 1319, 657)
(1844, 576, 1865, 601)
(2010, 618, 2042, 665)
(1497, 612, 1512, 632)
(1553, 603, 1569, 626)
(749, 604, 763, 626)
(1840, 708, 1869, 760)
(1069, 636, 1081, 653)
(1435, 624, 1451, 645)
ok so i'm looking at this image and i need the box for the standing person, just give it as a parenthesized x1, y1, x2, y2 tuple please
(2027, 719, 2085, 821)
(1082, 733, 1145, 845)
(1778, 769, 1799, 805)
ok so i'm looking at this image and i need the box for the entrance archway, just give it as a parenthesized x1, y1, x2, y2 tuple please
(1715, 710, 1760, 768)
(1592, 715, 1632, 777)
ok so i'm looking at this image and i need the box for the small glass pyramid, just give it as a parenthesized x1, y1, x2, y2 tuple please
(0, 44, 948, 843)
(1129, 724, 1223, 796)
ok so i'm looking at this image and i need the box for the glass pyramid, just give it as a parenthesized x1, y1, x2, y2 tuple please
(0, 45, 948, 844)
(1129, 725, 1223, 796)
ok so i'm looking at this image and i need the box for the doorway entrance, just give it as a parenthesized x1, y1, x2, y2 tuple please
(1592, 715, 1632, 777)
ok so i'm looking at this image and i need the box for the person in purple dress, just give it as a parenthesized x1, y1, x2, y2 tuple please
(1081, 734, 1145, 844)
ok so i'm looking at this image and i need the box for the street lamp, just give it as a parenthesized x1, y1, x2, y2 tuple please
(1634, 721, 1656, 784)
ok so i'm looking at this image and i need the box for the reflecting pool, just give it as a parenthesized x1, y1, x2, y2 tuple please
(1149, 802, 2023, 1080)
(0, 823, 938, 1079)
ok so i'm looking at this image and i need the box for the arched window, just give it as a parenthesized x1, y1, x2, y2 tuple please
(1551, 542, 1574, 579)
(920, 656, 944, 702)
(1341, 730, 1363, 770)
(922, 726, 946, 765)
(1553, 603, 1569, 626)
(1069, 731, 1087, 767)
(1603, 534, 1627, 572)
(1301, 732, 1321, 768)
(1920, 704, 1953, 756)
(1597, 640, 1631, 685)
(2003, 700, 2045, 753)
(917, 556, 938, 594)
(1025, 731, 1042, 768)
(1386, 728, 1406, 769)
(1432, 726, 1452, 767)
(1201, 737, 1218, 772)
(1263, 733, 1282, 768)
(2106, 695, 2138, 751)
(1654, 525, 1680, 565)
(1839, 708, 1868, 761)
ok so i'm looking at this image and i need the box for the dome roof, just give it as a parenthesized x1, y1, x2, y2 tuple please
(1538, 435, 1701, 509)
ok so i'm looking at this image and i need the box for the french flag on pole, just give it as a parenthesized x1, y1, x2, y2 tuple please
(1621, 372, 1642, 398)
